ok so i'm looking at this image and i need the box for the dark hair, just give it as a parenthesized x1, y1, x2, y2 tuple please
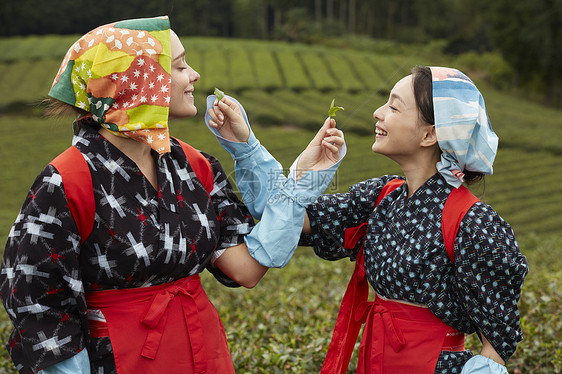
(42, 97, 89, 118)
(411, 65, 484, 186)
(411, 65, 434, 126)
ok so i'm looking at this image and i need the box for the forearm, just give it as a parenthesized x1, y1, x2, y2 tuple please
(461, 334, 507, 374)
(302, 212, 312, 234)
(214, 243, 268, 289)
(480, 334, 505, 366)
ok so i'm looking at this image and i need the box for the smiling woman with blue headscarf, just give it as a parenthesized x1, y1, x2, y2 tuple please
(303, 66, 528, 373)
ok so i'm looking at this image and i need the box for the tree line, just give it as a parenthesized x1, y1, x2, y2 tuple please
(1, 0, 560, 106)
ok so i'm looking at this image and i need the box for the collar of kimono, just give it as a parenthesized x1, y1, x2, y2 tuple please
(49, 16, 173, 154)
(430, 67, 499, 188)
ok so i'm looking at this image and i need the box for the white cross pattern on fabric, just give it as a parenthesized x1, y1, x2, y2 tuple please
(126, 232, 152, 266)
(171, 159, 195, 191)
(163, 223, 174, 264)
(211, 177, 227, 196)
(178, 234, 187, 263)
(95, 155, 131, 181)
(1, 266, 15, 280)
(162, 162, 175, 193)
(43, 173, 63, 193)
(63, 271, 84, 294)
(91, 244, 116, 278)
(226, 222, 251, 233)
(17, 298, 50, 315)
(22, 222, 55, 244)
(162, 225, 187, 264)
(16, 263, 50, 282)
(8, 214, 23, 239)
(100, 185, 127, 218)
(71, 133, 90, 147)
(192, 203, 212, 239)
(8, 225, 21, 239)
(83, 151, 98, 172)
(66, 233, 80, 253)
(32, 331, 72, 356)
(38, 207, 62, 226)
(135, 193, 151, 207)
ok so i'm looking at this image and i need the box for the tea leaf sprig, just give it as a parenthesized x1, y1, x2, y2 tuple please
(214, 87, 225, 101)
(328, 99, 344, 118)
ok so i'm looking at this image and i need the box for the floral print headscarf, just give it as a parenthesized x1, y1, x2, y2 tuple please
(49, 16, 173, 154)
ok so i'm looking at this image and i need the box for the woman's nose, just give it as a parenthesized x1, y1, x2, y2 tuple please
(190, 68, 200, 83)
(373, 105, 384, 121)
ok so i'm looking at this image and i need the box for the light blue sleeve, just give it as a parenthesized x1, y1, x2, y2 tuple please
(204, 95, 281, 219)
(244, 157, 343, 267)
(205, 95, 346, 267)
(39, 347, 90, 374)
(461, 355, 508, 374)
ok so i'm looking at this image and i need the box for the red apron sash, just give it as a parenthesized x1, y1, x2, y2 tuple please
(86, 275, 234, 374)
(320, 179, 468, 373)
(354, 296, 464, 374)
(321, 180, 405, 374)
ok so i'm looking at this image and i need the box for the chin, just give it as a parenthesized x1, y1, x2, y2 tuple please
(169, 107, 197, 119)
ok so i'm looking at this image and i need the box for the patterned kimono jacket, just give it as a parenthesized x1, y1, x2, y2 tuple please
(1, 120, 254, 373)
(301, 174, 529, 373)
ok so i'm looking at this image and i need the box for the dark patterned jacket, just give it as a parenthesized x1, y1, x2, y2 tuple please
(1, 120, 254, 373)
(301, 174, 528, 372)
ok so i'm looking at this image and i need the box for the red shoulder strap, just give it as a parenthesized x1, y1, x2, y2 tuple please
(49, 146, 94, 244)
(375, 178, 406, 207)
(322, 178, 405, 374)
(442, 186, 479, 263)
(48, 141, 214, 244)
(175, 138, 213, 194)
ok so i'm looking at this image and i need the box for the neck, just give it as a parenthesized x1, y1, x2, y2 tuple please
(395, 150, 441, 199)
(98, 127, 153, 163)
(98, 127, 158, 189)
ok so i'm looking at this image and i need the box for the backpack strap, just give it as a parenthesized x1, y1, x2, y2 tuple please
(49, 140, 214, 244)
(49, 146, 94, 244)
(322, 178, 405, 374)
(441, 186, 480, 263)
(175, 138, 214, 194)
(343, 179, 406, 279)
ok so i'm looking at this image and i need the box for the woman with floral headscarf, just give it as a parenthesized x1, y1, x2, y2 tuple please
(0, 16, 345, 373)
(209, 66, 528, 373)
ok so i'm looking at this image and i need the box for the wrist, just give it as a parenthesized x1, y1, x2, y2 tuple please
(205, 94, 256, 158)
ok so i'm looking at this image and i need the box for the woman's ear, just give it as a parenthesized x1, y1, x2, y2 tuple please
(421, 125, 438, 148)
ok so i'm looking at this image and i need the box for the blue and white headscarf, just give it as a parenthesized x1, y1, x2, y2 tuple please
(431, 67, 498, 188)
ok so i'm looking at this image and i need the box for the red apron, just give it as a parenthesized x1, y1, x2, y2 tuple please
(321, 179, 468, 373)
(86, 275, 235, 374)
(354, 295, 464, 374)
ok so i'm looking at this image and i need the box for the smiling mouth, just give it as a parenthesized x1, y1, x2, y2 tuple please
(375, 127, 388, 136)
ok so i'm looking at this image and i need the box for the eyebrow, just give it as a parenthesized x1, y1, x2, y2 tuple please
(172, 50, 186, 62)
(390, 93, 406, 106)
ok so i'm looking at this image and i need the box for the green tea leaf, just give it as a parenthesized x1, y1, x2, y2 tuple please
(328, 98, 344, 118)
(214, 87, 225, 101)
